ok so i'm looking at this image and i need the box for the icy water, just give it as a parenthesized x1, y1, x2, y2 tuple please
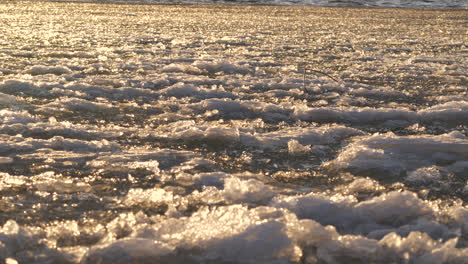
(28, 0, 468, 8)
(0, 1, 468, 263)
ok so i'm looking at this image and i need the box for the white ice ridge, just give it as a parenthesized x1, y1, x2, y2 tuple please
(124, 174, 274, 209)
(0, 134, 119, 156)
(2, 77, 467, 125)
(243, 125, 364, 149)
(86, 148, 196, 171)
(82, 205, 303, 264)
(155, 121, 363, 149)
(38, 97, 115, 114)
(327, 131, 468, 176)
(419, 101, 468, 123)
(271, 191, 437, 233)
(61, 81, 234, 101)
(80, 196, 468, 264)
(1, 188, 467, 263)
(0, 80, 55, 98)
(294, 100, 468, 125)
(294, 105, 417, 124)
(183, 98, 468, 125)
(0, 79, 234, 105)
(157, 82, 235, 99)
(162, 59, 251, 75)
(25, 65, 71, 76)
(0, 188, 468, 264)
(186, 98, 293, 121)
(0, 110, 119, 140)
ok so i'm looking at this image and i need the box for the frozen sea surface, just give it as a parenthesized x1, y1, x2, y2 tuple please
(0, 2, 467, 263)
(27, 0, 468, 9)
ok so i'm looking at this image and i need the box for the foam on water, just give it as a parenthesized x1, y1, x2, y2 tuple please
(0, 2, 467, 263)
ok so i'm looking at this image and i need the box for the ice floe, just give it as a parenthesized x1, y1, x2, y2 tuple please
(328, 131, 468, 177)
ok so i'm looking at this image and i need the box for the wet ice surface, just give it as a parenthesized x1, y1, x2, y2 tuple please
(28, 0, 468, 9)
(0, 2, 467, 263)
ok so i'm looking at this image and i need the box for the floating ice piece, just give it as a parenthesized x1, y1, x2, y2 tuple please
(165, 172, 275, 206)
(132, 205, 301, 263)
(222, 177, 274, 204)
(0, 220, 36, 259)
(90, 78, 124, 88)
(419, 100, 468, 124)
(105, 212, 152, 242)
(294, 101, 468, 125)
(414, 237, 468, 264)
(35, 178, 92, 193)
(451, 207, 468, 236)
(342, 177, 384, 194)
(188, 98, 292, 121)
(265, 88, 303, 98)
(273, 190, 435, 232)
(271, 192, 359, 230)
(82, 238, 173, 264)
(161, 63, 202, 74)
(0, 119, 115, 140)
(405, 167, 442, 184)
(25, 65, 71, 75)
(174, 172, 275, 205)
(349, 87, 407, 98)
(33, 171, 92, 193)
(61, 83, 156, 101)
(161, 123, 361, 150)
(170, 158, 218, 175)
(39, 98, 114, 114)
(128, 160, 160, 174)
(0, 133, 119, 157)
(193, 60, 250, 75)
(289, 218, 339, 248)
(0, 80, 50, 97)
(49, 136, 119, 152)
(44, 219, 104, 249)
(158, 82, 201, 97)
(288, 139, 311, 155)
(0, 173, 28, 191)
(328, 131, 468, 176)
(0, 109, 37, 125)
(198, 98, 249, 115)
(158, 82, 234, 99)
(316, 234, 387, 264)
(86, 148, 195, 171)
(380, 232, 467, 264)
(355, 191, 433, 226)
(169, 126, 241, 146)
(192, 172, 230, 188)
(124, 188, 174, 208)
(243, 125, 363, 150)
(391, 218, 454, 241)
(294, 105, 417, 124)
